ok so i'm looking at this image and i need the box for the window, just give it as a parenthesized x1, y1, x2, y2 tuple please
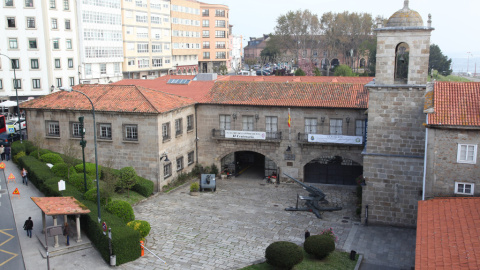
(11, 59, 19, 69)
(202, 30, 209, 38)
(7, 17, 16, 28)
(32, 79, 40, 89)
(54, 59, 61, 68)
(215, 41, 225, 49)
(215, 9, 225, 17)
(164, 163, 172, 178)
(203, 52, 210, 59)
(30, 59, 39, 69)
(66, 39, 72, 49)
(99, 123, 111, 139)
(330, 119, 343, 135)
(187, 115, 194, 131)
(124, 125, 138, 141)
(49, 0, 55, 8)
(137, 43, 148, 53)
(455, 182, 474, 195)
(28, 39, 37, 49)
(51, 18, 57, 29)
(72, 122, 82, 137)
(202, 9, 209, 16)
(215, 20, 225, 27)
(216, 52, 226, 59)
(85, 64, 91, 75)
(47, 121, 60, 136)
(27, 17, 35, 28)
(162, 122, 170, 141)
(63, 0, 68, 9)
(188, 151, 194, 165)
(0, 80, 2, 89)
(53, 39, 59, 49)
(203, 41, 210, 49)
(5, 0, 13, 6)
(266, 116, 278, 139)
(100, 63, 106, 74)
(305, 118, 317, 134)
(355, 119, 365, 137)
(9, 38, 18, 49)
(219, 115, 231, 135)
(56, 78, 62, 87)
(457, 144, 477, 164)
(13, 79, 21, 89)
(68, 58, 73, 68)
(176, 157, 183, 171)
(25, 0, 33, 6)
(242, 116, 254, 131)
(202, 20, 209, 27)
(69, 77, 74, 86)
(175, 118, 182, 136)
(313, 50, 318, 57)
(65, 19, 70, 29)
(114, 63, 120, 74)
(152, 44, 162, 53)
(215, 30, 226, 38)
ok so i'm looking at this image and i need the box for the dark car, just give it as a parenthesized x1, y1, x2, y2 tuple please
(256, 70, 271, 76)
(0, 132, 21, 146)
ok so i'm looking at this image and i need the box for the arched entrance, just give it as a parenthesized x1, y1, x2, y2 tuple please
(221, 151, 277, 179)
(304, 156, 362, 185)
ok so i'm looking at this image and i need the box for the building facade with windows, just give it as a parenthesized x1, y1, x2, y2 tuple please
(170, 0, 200, 75)
(0, 0, 79, 100)
(121, 0, 172, 79)
(198, 2, 229, 73)
(229, 33, 242, 72)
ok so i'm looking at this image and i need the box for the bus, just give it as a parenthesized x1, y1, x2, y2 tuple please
(0, 115, 6, 134)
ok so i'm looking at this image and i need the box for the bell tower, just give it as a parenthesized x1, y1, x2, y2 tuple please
(362, 0, 434, 227)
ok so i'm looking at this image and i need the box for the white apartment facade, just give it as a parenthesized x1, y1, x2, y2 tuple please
(230, 34, 242, 72)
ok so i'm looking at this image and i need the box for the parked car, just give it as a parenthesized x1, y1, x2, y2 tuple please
(6, 118, 26, 132)
(256, 70, 271, 76)
(0, 132, 21, 146)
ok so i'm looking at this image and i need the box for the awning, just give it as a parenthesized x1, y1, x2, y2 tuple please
(0, 100, 18, 107)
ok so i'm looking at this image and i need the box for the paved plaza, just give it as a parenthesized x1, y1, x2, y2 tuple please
(119, 176, 416, 270)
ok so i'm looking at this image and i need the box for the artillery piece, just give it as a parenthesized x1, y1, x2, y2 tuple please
(284, 173, 342, 219)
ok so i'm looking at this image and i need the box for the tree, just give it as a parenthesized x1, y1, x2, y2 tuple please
(334, 65, 354, 76)
(31, 131, 45, 159)
(314, 67, 322, 76)
(261, 35, 281, 64)
(295, 68, 306, 76)
(62, 140, 79, 180)
(102, 159, 119, 200)
(428, 44, 452, 76)
(119, 167, 137, 198)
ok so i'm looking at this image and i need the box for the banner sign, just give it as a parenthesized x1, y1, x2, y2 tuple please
(225, 130, 266, 140)
(308, 134, 363, 144)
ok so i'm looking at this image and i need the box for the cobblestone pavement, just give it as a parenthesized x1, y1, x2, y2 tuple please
(120, 177, 416, 270)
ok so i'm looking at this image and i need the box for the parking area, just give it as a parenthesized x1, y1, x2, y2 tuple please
(119, 177, 416, 270)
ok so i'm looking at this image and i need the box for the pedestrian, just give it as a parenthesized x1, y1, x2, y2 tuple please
(63, 222, 70, 246)
(0, 145, 4, 161)
(21, 168, 28, 186)
(305, 229, 310, 240)
(23, 217, 33, 238)
(4, 145, 10, 161)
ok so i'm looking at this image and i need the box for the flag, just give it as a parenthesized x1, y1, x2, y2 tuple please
(288, 111, 291, 128)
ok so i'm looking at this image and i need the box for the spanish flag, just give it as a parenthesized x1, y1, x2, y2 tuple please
(288, 110, 291, 127)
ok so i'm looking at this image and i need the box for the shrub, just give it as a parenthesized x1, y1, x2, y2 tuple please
(190, 182, 199, 192)
(105, 200, 135, 224)
(320, 227, 338, 242)
(29, 149, 52, 159)
(294, 68, 306, 76)
(304, 234, 335, 259)
(132, 176, 154, 197)
(126, 220, 151, 239)
(314, 67, 322, 76)
(265, 241, 303, 269)
(68, 173, 95, 193)
(84, 187, 111, 205)
(40, 153, 64, 165)
(75, 162, 102, 179)
(118, 167, 137, 197)
(334, 64, 354, 77)
(13, 151, 26, 164)
(51, 163, 70, 179)
(210, 163, 219, 176)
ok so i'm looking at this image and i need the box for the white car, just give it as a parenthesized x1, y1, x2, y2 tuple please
(6, 118, 26, 132)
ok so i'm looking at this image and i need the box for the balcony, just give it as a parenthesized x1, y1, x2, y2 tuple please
(203, 45, 210, 49)
(212, 129, 282, 143)
(216, 45, 226, 49)
(297, 133, 364, 147)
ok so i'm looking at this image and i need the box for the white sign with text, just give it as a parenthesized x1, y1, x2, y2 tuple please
(308, 134, 363, 144)
(225, 130, 266, 140)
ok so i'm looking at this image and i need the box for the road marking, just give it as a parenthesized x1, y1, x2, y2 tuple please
(0, 228, 18, 267)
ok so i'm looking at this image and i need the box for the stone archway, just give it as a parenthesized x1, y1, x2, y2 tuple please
(218, 148, 280, 179)
(304, 156, 362, 185)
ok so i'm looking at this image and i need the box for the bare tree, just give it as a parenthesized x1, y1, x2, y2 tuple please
(31, 131, 45, 159)
(62, 140, 80, 180)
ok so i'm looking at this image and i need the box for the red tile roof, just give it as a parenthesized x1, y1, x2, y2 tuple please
(31, 196, 91, 215)
(21, 84, 196, 113)
(416, 197, 480, 270)
(428, 82, 480, 127)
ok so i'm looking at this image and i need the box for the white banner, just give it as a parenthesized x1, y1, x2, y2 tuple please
(308, 134, 363, 144)
(225, 130, 266, 140)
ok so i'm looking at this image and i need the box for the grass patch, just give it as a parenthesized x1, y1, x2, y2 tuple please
(110, 190, 146, 205)
(428, 74, 471, 82)
(239, 250, 358, 270)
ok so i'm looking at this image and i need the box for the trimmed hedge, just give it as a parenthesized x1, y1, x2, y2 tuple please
(29, 149, 52, 159)
(265, 241, 303, 269)
(75, 162, 102, 179)
(13, 151, 26, 164)
(68, 173, 95, 193)
(106, 200, 135, 224)
(127, 220, 151, 239)
(40, 153, 64, 165)
(304, 234, 336, 259)
(85, 187, 111, 205)
(132, 176, 154, 197)
(51, 163, 70, 179)
(11, 140, 35, 156)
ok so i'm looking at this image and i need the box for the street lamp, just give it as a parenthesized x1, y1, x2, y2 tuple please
(0, 53, 22, 143)
(60, 87, 101, 223)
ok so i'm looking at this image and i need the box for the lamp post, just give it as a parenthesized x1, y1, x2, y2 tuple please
(0, 53, 22, 143)
(60, 87, 101, 223)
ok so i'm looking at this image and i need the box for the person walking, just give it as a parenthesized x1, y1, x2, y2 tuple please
(5, 144, 11, 161)
(21, 168, 28, 186)
(63, 222, 70, 246)
(23, 217, 33, 238)
(0, 145, 4, 161)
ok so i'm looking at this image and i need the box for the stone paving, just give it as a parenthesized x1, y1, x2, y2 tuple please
(120, 177, 416, 270)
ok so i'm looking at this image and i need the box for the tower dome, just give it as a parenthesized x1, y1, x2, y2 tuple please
(386, 0, 423, 27)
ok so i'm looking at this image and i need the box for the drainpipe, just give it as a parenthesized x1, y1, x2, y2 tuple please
(422, 115, 428, 201)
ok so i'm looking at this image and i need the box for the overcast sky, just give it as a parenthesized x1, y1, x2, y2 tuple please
(201, 0, 480, 59)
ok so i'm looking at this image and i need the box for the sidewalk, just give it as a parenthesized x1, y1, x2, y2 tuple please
(5, 158, 110, 270)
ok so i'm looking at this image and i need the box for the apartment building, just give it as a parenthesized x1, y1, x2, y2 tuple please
(0, 0, 79, 100)
(230, 33, 242, 72)
(199, 2, 229, 73)
(121, 0, 172, 79)
(170, 0, 201, 75)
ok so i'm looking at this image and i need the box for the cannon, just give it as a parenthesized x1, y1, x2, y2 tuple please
(284, 173, 342, 219)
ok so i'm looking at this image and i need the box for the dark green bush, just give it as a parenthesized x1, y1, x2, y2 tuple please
(68, 173, 94, 193)
(106, 200, 135, 224)
(29, 149, 52, 159)
(210, 163, 219, 176)
(75, 162, 102, 179)
(84, 187, 111, 205)
(132, 176, 154, 197)
(126, 220, 151, 239)
(40, 153, 64, 165)
(51, 163, 70, 179)
(304, 234, 336, 259)
(11, 141, 25, 156)
(265, 241, 303, 269)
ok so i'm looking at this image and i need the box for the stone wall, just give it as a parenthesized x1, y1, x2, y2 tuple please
(425, 128, 480, 198)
